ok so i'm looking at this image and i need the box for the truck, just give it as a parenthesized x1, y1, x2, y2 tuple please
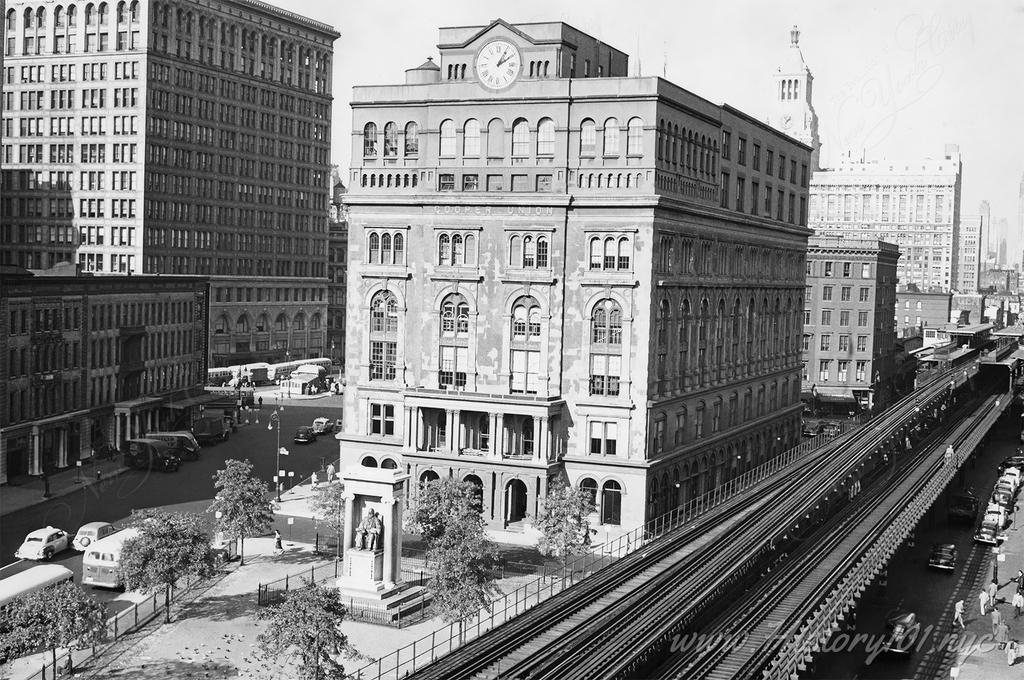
(123, 439, 181, 472)
(192, 415, 230, 444)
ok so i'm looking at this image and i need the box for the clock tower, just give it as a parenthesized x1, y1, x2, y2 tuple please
(769, 26, 821, 170)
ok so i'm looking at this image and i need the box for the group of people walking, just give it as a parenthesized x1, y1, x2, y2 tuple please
(963, 571, 1024, 666)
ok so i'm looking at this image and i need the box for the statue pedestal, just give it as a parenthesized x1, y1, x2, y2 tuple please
(344, 549, 384, 584)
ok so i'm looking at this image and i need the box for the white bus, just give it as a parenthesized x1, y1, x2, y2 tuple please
(0, 564, 74, 608)
(81, 528, 140, 588)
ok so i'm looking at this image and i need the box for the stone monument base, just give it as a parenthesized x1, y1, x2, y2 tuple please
(337, 549, 403, 600)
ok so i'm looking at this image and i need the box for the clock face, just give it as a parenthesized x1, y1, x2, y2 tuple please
(476, 40, 521, 90)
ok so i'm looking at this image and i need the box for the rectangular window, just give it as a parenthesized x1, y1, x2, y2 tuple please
(735, 177, 745, 212)
(820, 334, 831, 351)
(840, 286, 851, 301)
(856, 336, 867, 352)
(721, 172, 730, 208)
(856, 361, 867, 382)
(821, 310, 832, 325)
(838, 335, 850, 351)
(511, 174, 529, 192)
(369, 341, 396, 380)
(750, 181, 759, 216)
(861, 263, 871, 278)
(438, 174, 455, 191)
(462, 174, 479, 191)
(536, 174, 552, 192)
(837, 360, 849, 381)
(589, 421, 617, 456)
(737, 137, 746, 165)
(818, 360, 831, 382)
(859, 287, 869, 302)
(752, 144, 761, 171)
(486, 174, 504, 191)
(858, 311, 869, 326)
(842, 262, 851, 277)
(824, 262, 833, 277)
(839, 311, 850, 326)
(822, 286, 832, 301)
(369, 403, 395, 436)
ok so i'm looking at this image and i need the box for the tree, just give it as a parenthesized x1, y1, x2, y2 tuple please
(120, 510, 217, 623)
(208, 459, 275, 565)
(1, 581, 106, 674)
(309, 482, 345, 557)
(256, 581, 364, 680)
(535, 483, 594, 562)
(412, 478, 500, 623)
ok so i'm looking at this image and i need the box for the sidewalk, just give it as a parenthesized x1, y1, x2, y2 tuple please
(0, 458, 129, 517)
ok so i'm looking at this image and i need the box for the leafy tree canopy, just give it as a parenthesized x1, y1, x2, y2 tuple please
(536, 483, 593, 562)
(208, 458, 275, 564)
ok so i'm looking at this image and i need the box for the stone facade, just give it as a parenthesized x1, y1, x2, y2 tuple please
(339, 19, 811, 534)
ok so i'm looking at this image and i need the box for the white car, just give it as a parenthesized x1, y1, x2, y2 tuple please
(312, 417, 334, 434)
(15, 527, 70, 561)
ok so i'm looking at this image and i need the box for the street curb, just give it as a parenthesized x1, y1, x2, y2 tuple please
(0, 466, 132, 518)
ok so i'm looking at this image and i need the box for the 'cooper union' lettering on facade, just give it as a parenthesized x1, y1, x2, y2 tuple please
(433, 205, 555, 217)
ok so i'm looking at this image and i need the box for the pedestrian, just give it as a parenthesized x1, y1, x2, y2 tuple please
(273, 529, 283, 556)
(990, 579, 1000, 603)
(258, 396, 263, 410)
(311, 471, 319, 489)
(981, 589, 991, 616)
(993, 605, 1003, 637)
(997, 620, 1009, 649)
(326, 463, 335, 484)
(1015, 591, 1024, 619)
(954, 599, 965, 629)
(1009, 640, 1018, 666)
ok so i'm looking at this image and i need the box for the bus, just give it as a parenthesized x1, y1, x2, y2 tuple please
(0, 564, 74, 608)
(81, 528, 140, 588)
(267, 358, 332, 382)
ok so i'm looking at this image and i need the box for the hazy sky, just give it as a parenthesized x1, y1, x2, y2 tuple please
(276, 0, 1024, 248)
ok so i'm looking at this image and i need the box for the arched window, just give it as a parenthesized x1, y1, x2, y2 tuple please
(380, 234, 392, 265)
(439, 119, 455, 156)
(98, 3, 108, 25)
(236, 314, 250, 333)
(523, 236, 535, 267)
(463, 119, 480, 156)
(439, 293, 470, 389)
(580, 119, 596, 156)
(537, 118, 555, 156)
(363, 122, 377, 157)
(214, 314, 230, 334)
(627, 117, 643, 155)
(368, 232, 380, 264)
(464, 234, 476, 265)
(310, 313, 321, 330)
(369, 291, 398, 381)
(509, 235, 521, 267)
(392, 233, 404, 265)
(256, 314, 269, 332)
(5, 9, 16, 31)
(589, 237, 602, 270)
(404, 122, 418, 156)
(35, 7, 45, 28)
(471, 119, 496, 163)
(510, 296, 542, 393)
(511, 118, 529, 156)
(293, 313, 305, 331)
(129, 1, 139, 23)
(274, 313, 288, 332)
(536, 236, 549, 268)
(116, 2, 127, 24)
(580, 478, 598, 510)
(617, 237, 631, 270)
(590, 298, 623, 396)
(382, 122, 398, 157)
(438, 233, 451, 265)
(601, 481, 622, 525)
(85, 4, 95, 26)
(603, 118, 619, 155)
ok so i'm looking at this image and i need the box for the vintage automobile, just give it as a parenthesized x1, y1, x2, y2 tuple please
(311, 417, 334, 434)
(948, 492, 979, 522)
(927, 543, 957, 571)
(882, 609, 920, 654)
(15, 527, 70, 561)
(294, 426, 318, 444)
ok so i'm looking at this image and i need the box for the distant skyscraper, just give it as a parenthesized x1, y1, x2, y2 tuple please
(979, 200, 992, 256)
(957, 214, 983, 293)
(767, 26, 821, 171)
(809, 145, 963, 292)
(999, 235, 1008, 267)
(1018, 174, 1024, 257)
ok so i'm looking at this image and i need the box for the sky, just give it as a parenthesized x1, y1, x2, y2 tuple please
(275, 0, 1024, 254)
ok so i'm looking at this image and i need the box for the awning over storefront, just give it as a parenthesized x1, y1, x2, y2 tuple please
(163, 393, 227, 410)
(113, 396, 164, 413)
(801, 391, 858, 404)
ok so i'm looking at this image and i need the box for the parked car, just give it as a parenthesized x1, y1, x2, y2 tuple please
(15, 527, 70, 561)
(882, 609, 920, 654)
(294, 426, 317, 444)
(1001, 469, 1022, 491)
(927, 543, 957, 571)
(312, 417, 334, 434)
(991, 489, 1015, 510)
(949, 492, 979, 521)
(72, 522, 117, 551)
(999, 456, 1024, 475)
(193, 415, 229, 444)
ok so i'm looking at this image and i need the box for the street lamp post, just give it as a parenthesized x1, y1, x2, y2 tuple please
(269, 410, 282, 502)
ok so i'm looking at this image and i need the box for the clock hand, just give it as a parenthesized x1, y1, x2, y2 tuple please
(497, 50, 511, 67)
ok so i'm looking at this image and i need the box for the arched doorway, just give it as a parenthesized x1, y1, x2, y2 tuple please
(464, 474, 484, 511)
(580, 478, 598, 513)
(601, 480, 622, 525)
(504, 479, 528, 525)
(361, 456, 378, 467)
(380, 458, 398, 469)
(420, 469, 439, 484)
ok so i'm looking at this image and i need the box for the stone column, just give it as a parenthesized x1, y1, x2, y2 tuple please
(114, 414, 121, 448)
(57, 429, 68, 468)
(382, 497, 397, 587)
(532, 416, 542, 462)
(29, 428, 42, 476)
(497, 414, 506, 458)
(538, 416, 549, 462)
(452, 410, 461, 454)
(403, 406, 413, 449)
(488, 413, 500, 458)
(445, 410, 455, 452)
(342, 492, 356, 551)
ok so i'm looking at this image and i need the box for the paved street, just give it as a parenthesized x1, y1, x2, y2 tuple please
(808, 415, 1020, 678)
(0, 399, 343, 580)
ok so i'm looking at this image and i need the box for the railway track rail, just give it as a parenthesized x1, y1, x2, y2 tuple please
(406, 368, 976, 680)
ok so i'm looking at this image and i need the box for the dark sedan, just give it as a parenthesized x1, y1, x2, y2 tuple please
(948, 492, 979, 522)
(293, 426, 318, 444)
(927, 543, 957, 571)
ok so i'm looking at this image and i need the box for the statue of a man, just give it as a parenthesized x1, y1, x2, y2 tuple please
(367, 510, 383, 551)
(354, 509, 374, 550)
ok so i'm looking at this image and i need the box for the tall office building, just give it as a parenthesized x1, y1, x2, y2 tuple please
(1, 0, 338, 367)
(339, 19, 812, 534)
(766, 26, 820, 171)
(957, 214, 983, 293)
(809, 145, 963, 292)
(980, 199, 992, 259)
(327, 169, 347, 370)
